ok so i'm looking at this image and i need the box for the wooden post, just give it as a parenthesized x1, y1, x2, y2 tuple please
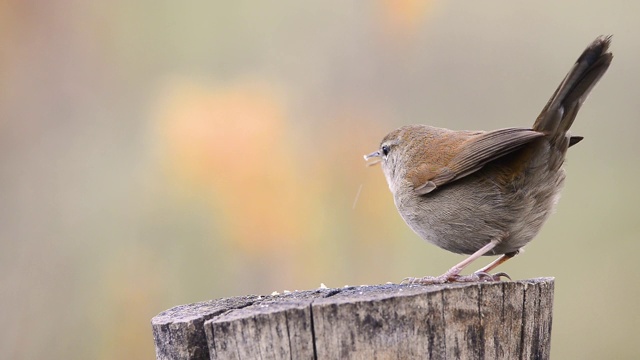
(152, 277, 554, 360)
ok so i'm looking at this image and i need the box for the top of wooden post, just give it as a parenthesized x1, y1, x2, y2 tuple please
(152, 277, 554, 360)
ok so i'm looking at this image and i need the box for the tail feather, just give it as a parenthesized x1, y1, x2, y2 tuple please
(533, 36, 613, 138)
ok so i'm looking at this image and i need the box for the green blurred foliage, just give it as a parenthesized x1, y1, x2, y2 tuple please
(1, 1, 639, 359)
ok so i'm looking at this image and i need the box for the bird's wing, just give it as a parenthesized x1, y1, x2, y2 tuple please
(411, 128, 544, 194)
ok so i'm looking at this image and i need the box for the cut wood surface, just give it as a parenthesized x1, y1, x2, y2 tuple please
(152, 277, 554, 360)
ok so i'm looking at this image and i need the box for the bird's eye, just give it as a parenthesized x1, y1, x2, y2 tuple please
(381, 144, 390, 156)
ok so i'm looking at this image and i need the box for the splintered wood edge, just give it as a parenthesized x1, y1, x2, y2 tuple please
(151, 277, 554, 360)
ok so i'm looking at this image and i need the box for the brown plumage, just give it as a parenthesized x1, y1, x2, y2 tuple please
(364, 36, 613, 284)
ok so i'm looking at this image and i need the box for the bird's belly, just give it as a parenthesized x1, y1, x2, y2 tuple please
(394, 173, 563, 255)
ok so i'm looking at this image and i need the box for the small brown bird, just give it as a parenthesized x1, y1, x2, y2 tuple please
(365, 36, 613, 284)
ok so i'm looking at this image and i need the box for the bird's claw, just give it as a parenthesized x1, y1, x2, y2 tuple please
(490, 271, 512, 281)
(470, 271, 512, 282)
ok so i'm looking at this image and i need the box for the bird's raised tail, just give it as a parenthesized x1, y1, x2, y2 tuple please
(533, 36, 613, 142)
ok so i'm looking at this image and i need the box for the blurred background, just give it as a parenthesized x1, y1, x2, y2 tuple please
(1, 1, 638, 359)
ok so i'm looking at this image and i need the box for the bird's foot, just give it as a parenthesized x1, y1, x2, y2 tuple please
(401, 271, 511, 285)
(455, 271, 512, 283)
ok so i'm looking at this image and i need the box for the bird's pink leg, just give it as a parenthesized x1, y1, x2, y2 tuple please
(403, 240, 500, 285)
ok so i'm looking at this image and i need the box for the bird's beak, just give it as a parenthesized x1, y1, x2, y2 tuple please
(364, 150, 381, 161)
(364, 150, 382, 166)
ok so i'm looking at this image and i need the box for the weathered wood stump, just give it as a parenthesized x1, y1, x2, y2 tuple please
(152, 277, 554, 360)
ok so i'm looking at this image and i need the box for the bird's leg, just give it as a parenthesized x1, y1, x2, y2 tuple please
(474, 249, 520, 275)
(403, 239, 499, 285)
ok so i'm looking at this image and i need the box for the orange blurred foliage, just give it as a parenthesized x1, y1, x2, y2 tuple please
(155, 79, 311, 252)
(378, 0, 434, 39)
(151, 76, 398, 263)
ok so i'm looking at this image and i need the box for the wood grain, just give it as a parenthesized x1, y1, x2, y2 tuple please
(152, 278, 554, 360)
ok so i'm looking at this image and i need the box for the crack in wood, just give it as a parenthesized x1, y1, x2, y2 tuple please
(152, 279, 554, 360)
